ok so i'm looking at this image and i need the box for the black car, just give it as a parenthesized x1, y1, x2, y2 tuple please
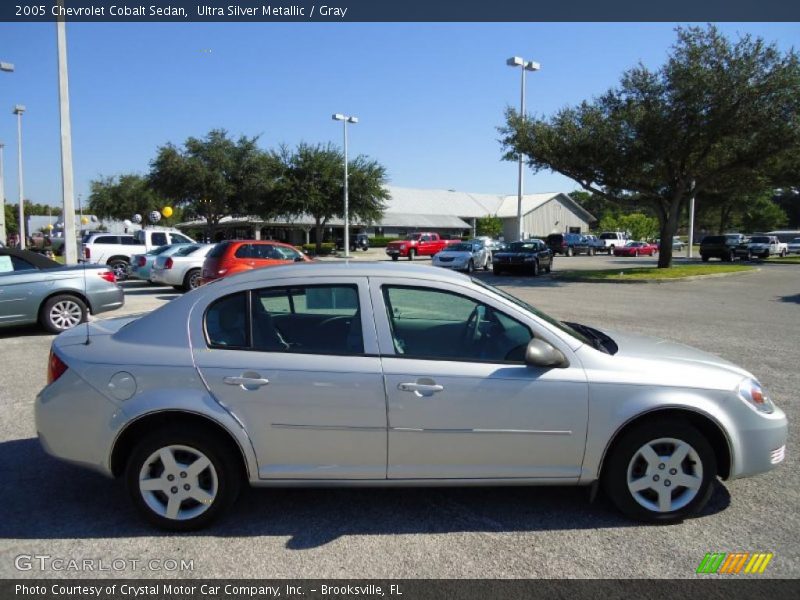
(492, 239, 553, 276)
(545, 233, 591, 256)
(699, 233, 746, 262)
(336, 233, 369, 252)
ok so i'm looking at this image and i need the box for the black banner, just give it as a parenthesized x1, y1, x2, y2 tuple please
(2, 0, 800, 22)
(3, 580, 800, 600)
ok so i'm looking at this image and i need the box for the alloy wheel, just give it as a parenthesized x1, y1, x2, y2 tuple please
(138, 445, 219, 521)
(49, 299, 83, 330)
(626, 437, 703, 513)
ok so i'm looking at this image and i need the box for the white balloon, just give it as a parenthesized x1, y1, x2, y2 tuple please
(132, 214, 142, 224)
(123, 219, 132, 228)
(149, 211, 162, 223)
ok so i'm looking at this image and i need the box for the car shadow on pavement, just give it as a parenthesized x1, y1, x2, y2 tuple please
(777, 293, 800, 304)
(0, 438, 731, 546)
(0, 325, 54, 339)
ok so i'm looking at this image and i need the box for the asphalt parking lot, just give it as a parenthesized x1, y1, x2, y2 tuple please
(0, 256, 797, 579)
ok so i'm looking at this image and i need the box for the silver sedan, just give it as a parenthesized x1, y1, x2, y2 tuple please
(35, 263, 787, 530)
(150, 244, 214, 292)
(1, 248, 123, 333)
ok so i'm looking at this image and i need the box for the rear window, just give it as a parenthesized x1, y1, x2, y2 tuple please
(151, 232, 168, 246)
(175, 245, 201, 256)
(95, 236, 117, 244)
(750, 236, 770, 243)
(546, 234, 563, 243)
(599, 233, 617, 240)
(207, 242, 231, 259)
(702, 236, 725, 244)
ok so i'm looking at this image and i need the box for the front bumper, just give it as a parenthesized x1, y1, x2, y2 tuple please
(730, 405, 788, 479)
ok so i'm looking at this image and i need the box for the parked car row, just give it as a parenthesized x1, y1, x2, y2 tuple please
(700, 233, 790, 262)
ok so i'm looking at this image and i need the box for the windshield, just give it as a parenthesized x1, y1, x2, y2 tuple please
(272, 245, 303, 260)
(750, 236, 770, 243)
(404, 234, 422, 241)
(449, 243, 473, 252)
(147, 245, 174, 256)
(508, 241, 538, 253)
(470, 277, 592, 346)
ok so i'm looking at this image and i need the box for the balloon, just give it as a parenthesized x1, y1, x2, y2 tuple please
(149, 210, 161, 223)
(123, 219, 132, 228)
(80, 216, 89, 225)
(162, 206, 173, 218)
(132, 214, 142, 224)
(45, 223, 54, 230)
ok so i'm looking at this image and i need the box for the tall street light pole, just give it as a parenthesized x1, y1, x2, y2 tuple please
(0, 61, 14, 245)
(332, 113, 358, 258)
(13, 104, 26, 250)
(56, 5, 78, 265)
(506, 56, 540, 240)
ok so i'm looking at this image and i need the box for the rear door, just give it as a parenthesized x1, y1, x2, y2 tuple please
(191, 277, 387, 480)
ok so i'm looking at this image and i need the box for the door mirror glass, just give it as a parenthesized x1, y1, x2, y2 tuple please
(524, 338, 569, 369)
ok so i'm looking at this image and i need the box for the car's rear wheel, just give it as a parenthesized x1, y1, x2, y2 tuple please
(603, 420, 716, 522)
(125, 428, 241, 531)
(40, 294, 88, 333)
(182, 268, 201, 292)
(108, 259, 129, 281)
(701, 254, 709, 262)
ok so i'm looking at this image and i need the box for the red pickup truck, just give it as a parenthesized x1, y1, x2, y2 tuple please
(385, 233, 461, 261)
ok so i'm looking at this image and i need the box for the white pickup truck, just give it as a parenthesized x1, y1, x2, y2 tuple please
(734, 235, 788, 260)
(80, 229, 195, 280)
(597, 231, 630, 254)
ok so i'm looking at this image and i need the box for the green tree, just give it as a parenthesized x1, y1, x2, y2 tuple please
(271, 143, 388, 253)
(476, 215, 503, 238)
(150, 129, 279, 239)
(501, 26, 800, 267)
(88, 174, 164, 222)
(739, 194, 788, 232)
(597, 212, 659, 241)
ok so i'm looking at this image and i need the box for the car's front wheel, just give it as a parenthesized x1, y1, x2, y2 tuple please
(603, 420, 716, 522)
(125, 428, 241, 531)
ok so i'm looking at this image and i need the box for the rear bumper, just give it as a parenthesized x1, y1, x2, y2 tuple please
(88, 286, 124, 315)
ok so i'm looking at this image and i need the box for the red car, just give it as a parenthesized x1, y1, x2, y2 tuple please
(613, 241, 658, 257)
(201, 240, 312, 284)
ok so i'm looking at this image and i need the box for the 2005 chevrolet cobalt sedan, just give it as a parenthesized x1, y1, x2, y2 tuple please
(36, 263, 787, 530)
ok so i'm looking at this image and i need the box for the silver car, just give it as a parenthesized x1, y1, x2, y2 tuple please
(35, 263, 787, 530)
(129, 243, 194, 282)
(150, 244, 214, 292)
(432, 241, 490, 272)
(1, 248, 123, 333)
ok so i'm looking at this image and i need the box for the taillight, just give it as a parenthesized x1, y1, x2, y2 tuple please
(84, 247, 90, 259)
(137, 256, 146, 267)
(165, 258, 174, 269)
(99, 270, 116, 283)
(47, 350, 68, 385)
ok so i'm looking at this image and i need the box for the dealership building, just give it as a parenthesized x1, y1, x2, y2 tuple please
(177, 185, 596, 243)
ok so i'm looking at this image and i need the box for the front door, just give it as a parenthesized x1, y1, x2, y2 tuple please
(192, 279, 387, 480)
(370, 280, 588, 480)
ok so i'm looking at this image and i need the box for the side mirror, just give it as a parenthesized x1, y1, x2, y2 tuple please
(524, 338, 569, 369)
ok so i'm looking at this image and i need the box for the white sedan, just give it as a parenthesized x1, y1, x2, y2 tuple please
(432, 241, 490, 273)
(151, 244, 214, 292)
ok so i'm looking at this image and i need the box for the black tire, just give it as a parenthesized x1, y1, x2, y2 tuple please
(780, 249, 786, 258)
(588, 247, 595, 256)
(408, 249, 416, 261)
(391, 255, 398, 261)
(728, 251, 736, 262)
(634, 251, 639, 257)
(602, 419, 716, 523)
(125, 426, 242, 531)
(466, 259, 474, 273)
(108, 259, 129, 281)
(40, 294, 88, 334)
(530, 261, 539, 276)
(701, 255, 709, 262)
(493, 267, 502, 275)
(544, 260, 552, 274)
(182, 268, 201, 292)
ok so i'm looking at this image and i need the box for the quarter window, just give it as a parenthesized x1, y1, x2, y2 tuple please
(382, 286, 532, 362)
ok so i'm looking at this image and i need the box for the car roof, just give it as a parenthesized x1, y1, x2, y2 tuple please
(0, 247, 61, 269)
(218, 261, 470, 287)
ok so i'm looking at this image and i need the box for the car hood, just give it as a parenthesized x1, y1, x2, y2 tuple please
(588, 329, 752, 390)
(494, 252, 535, 258)
(435, 251, 471, 259)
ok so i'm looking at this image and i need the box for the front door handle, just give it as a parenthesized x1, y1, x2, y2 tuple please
(398, 382, 444, 397)
(224, 375, 270, 390)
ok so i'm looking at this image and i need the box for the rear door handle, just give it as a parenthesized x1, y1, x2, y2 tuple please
(398, 382, 444, 396)
(223, 376, 270, 389)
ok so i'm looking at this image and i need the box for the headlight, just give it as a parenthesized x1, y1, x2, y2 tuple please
(738, 378, 775, 414)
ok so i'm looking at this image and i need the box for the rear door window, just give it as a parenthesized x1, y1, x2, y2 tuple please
(151, 232, 168, 246)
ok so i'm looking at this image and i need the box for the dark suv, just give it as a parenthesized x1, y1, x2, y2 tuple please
(336, 233, 369, 252)
(545, 233, 591, 256)
(699, 233, 746, 262)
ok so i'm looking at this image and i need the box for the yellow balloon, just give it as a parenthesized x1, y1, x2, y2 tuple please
(80, 216, 89, 225)
(45, 223, 54, 230)
(162, 206, 173, 218)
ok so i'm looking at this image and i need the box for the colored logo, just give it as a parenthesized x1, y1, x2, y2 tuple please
(696, 552, 773, 574)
